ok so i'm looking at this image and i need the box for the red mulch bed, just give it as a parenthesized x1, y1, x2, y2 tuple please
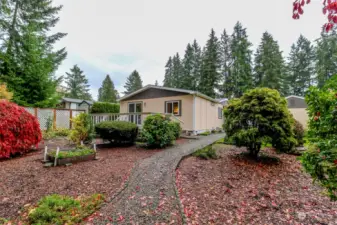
(176, 145, 337, 224)
(0, 144, 161, 219)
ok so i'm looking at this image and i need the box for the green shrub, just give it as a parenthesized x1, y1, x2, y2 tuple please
(302, 78, 337, 200)
(95, 121, 138, 144)
(142, 114, 175, 148)
(69, 113, 94, 145)
(170, 121, 182, 139)
(48, 148, 95, 159)
(193, 145, 217, 160)
(223, 88, 296, 158)
(28, 194, 104, 225)
(199, 131, 211, 136)
(293, 119, 305, 147)
(91, 102, 120, 113)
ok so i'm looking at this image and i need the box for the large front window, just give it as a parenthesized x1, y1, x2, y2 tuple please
(165, 101, 180, 116)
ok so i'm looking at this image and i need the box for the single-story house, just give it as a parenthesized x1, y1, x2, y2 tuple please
(286, 95, 308, 128)
(58, 97, 93, 112)
(119, 85, 224, 134)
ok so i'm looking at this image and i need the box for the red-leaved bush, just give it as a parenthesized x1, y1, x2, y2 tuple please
(0, 100, 42, 159)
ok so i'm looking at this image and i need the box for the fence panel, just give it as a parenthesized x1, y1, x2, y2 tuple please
(23, 107, 85, 130)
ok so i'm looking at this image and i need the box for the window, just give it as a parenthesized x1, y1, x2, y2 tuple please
(165, 101, 181, 116)
(218, 107, 223, 119)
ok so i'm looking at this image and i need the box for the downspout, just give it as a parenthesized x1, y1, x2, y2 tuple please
(193, 95, 196, 135)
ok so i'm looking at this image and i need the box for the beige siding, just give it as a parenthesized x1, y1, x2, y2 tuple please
(194, 96, 223, 132)
(120, 95, 194, 131)
(289, 108, 309, 128)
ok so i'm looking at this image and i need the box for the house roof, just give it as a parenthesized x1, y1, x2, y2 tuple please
(61, 97, 94, 105)
(119, 85, 220, 103)
(285, 95, 305, 100)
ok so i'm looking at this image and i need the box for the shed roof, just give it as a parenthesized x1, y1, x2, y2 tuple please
(61, 97, 93, 105)
(119, 85, 220, 103)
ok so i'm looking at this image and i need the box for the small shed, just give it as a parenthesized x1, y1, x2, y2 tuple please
(286, 95, 308, 128)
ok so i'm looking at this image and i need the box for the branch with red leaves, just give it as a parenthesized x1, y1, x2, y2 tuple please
(293, 0, 337, 32)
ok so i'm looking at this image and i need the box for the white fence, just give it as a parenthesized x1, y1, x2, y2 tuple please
(24, 107, 85, 130)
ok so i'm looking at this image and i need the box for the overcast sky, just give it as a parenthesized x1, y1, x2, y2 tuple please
(52, 0, 326, 100)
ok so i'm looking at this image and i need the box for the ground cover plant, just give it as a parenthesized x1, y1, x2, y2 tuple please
(0, 100, 42, 159)
(43, 128, 71, 140)
(24, 194, 104, 225)
(95, 121, 138, 144)
(192, 145, 217, 160)
(223, 88, 296, 158)
(48, 148, 95, 159)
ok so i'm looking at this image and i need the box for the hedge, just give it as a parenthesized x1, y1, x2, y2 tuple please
(91, 102, 120, 113)
(95, 121, 138, 144)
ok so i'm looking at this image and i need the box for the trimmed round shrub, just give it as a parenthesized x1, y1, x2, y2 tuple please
(91, 102, 120, 113)
(142, 114, 175, 148)
(293, 119, 304, 146)
(95, 121, 138, 144)
(0, 100, 42, 159)
(169, 121, 182, 139)
(223, 88, 296, 158)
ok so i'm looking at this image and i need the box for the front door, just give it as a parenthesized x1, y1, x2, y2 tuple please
(128, 102, 142, 125)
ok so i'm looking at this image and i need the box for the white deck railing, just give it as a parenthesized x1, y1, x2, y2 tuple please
(91, 112, 184, 127)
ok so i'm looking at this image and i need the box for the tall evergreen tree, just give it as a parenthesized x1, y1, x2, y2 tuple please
(315, 31, 337, 87)
(163, 57, 173, 87)
(123, 70, 143, 95)
(230, 22, 253, 97)
(64, 65, 92, 100)
(181, 43, 194, 89)
(191, 40, 202, 91)
(0, 0, 67, 106)
(198, 29, 221, 98)
(253, 32, 287, 94)
(171, 53, 183, 88)
(98, 75, 118, 102)
(287, 35, 315, 96)
(219, 29, 233, 97)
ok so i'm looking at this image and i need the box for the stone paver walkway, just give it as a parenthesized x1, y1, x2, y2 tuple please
(95, 134, 223, 225)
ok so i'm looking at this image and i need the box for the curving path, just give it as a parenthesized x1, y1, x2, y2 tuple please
(95, 134, 223, 225)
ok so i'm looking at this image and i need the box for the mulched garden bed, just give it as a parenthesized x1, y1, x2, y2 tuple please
(176, 145, 337, 224)
(0, 145, 161, 219)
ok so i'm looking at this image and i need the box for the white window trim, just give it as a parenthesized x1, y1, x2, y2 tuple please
(165, 100, 180, 116)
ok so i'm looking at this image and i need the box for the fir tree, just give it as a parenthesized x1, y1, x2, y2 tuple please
(0, 0, 67, 106)
(64, 65, 92, 100)
(315, 31, 337, 87)
(287, 35, 315, 96)
(181, 43, 194, 89)
(171, 53, 183, 88)
(219, 29, 233, 97)
(98, 75, 118, 102)
(163, 57, 173, 87)
(123, 70, 143, 95)
(199, 29, 221, 98)
(253, 32, 287, 94)
(191, 40, 202, 91)
(230, 22, 253, 97)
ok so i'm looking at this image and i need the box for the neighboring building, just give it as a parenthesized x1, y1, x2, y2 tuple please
(119, 85, 224, 134)
(286, 95, 308, 128)
(58, 97, 93, 112)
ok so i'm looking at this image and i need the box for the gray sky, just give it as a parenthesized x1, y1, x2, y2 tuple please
(52, 0, 326, 99)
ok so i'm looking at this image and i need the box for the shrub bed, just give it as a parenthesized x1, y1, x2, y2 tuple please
(91, 102, 120, 113)
(26, 194, 104, 225)
(95, 121, 138, 144)
(170, 121, 182, 139)
(0, 100, 42, 159)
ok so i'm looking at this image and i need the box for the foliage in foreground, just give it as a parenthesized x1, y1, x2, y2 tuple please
(95, 121, 138, 144)
(302, 77, 337, 200)
(91, 102, 120, 114)
(142, 114, 177, 148)
(223, 88, 296, 158)
(0, 100, 42, 159)
(69, 113, 94, 145)
(192, 145, 217, 160)
(27, 194, 104, 225)
(48, 148, 95, 159)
